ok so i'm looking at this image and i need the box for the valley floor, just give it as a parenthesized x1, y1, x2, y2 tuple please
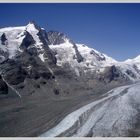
(0, 86, 105, 137)
(1, 81, 140, 137)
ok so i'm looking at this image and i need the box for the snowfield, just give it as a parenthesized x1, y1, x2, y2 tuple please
(49, 43, 117, 70)
(40, 83, 140, 137)
(49, 42, 140, 81)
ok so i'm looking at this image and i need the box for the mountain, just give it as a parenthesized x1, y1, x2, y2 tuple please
(0, 22, 140, 84)
(0, 22, 140, 137)
(48, 31, 140, 82)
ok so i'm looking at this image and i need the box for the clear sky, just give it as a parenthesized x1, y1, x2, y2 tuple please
(0, 3, 140, 61)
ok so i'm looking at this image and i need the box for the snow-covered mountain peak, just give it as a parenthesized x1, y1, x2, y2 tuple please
(124, 55, 140, 63)
(24, 22, 45, 48)
(26, 22, 36, 32)
(25, 21, 41, 33)
(25, 22, 40, 36)
(133, 55, 140, 62)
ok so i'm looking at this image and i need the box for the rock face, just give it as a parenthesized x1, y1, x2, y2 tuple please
(0, 22, 58, 98)
(0, 75, 8, 95)
(20, 31, 35, 49)
(0, 22, 140, 137)
(1, 33, 7, 45)
(47, 31, 83, 63)
(47, 31, 71, 45)
(72, 44, 83, 63)
(0, 59, 28, 85)
(98, 65, 128, 83)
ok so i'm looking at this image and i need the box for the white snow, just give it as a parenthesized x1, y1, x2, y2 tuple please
(40, 83, 140, 137)
(50, 42, 117, 70)
(125, 55, 140, 63)
(49, 41, 77, 66)
(124, 55, 140, 71)
(114, 58, 140, 82)
(76, 44, 117, 67)
(25, 22, 48, 62)
(0, 26, 25, 32)
(0, 26, 26, 59)
(27, 65, 32, 70)
(39, 53, 45, 62)
(26, 23, 43, 48)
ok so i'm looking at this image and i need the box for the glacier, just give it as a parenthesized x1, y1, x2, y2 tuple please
(40, 82, 140, 137)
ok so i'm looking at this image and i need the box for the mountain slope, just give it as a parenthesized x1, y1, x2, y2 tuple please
(47, 31, 140, 82)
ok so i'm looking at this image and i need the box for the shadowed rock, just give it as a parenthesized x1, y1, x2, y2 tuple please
(1, 33, 7, 45)
(0, 75, 8, 95)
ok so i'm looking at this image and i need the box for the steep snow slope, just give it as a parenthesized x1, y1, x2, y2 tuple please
(49, 42, 117, 75)
(0, 26, 25, 60)
(114, 62, 140, 81)
(124, 55, 140, 70)
(112, 55, 140, 82)
(40, 82, 140, 137)
(76, 44, 117, 67)
(49, 41, 140, 81)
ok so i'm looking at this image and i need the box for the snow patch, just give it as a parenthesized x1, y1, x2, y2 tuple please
(39, 53, 45, 62)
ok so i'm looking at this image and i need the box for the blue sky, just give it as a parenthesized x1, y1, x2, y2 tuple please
(0, 3, 140, 61)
